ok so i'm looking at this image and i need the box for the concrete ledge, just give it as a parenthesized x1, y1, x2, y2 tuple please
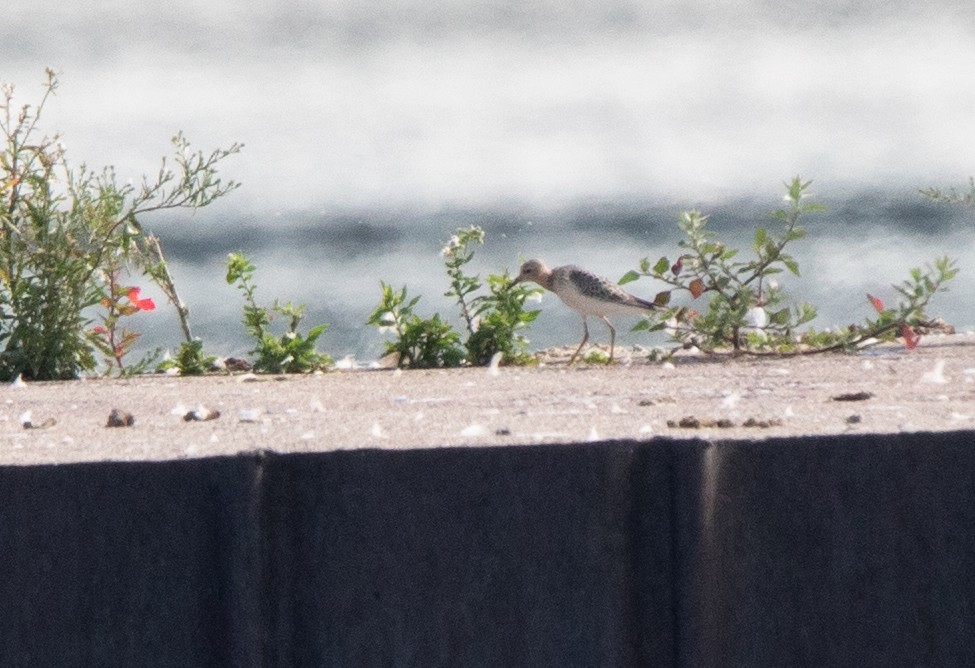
(2, 432, 975, 665)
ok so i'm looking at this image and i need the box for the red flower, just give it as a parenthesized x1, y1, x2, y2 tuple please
(127, 287, 156, 312)
(92, 325, 107, 335)
(867, 294, 884, 312)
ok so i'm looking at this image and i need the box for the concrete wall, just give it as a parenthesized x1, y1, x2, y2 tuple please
(2, 432, 974, 666)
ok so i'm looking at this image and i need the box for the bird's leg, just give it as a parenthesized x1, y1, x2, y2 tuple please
(569, 315, 589, 364)
(602, 316, 616, 363)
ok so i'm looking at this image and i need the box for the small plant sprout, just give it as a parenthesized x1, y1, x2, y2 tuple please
(369, 226, 541, 369)
(367, 282, 465, 369)
(225, 252, 332, 373)
(622, 177, 958, 355)
(921, 176, 975, 209)
(442, 226, 541, 365)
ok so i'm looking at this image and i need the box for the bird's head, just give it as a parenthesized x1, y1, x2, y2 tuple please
(512, 259, 552, 288)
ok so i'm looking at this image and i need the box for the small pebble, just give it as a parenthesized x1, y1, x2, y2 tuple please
(184, 407, 220, 422)
(832, 391, 874, 402)
(21, 410, 56, 430)
(106, 408, 135, 428)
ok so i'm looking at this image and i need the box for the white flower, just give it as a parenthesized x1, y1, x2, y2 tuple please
(439, 235, 461, 257)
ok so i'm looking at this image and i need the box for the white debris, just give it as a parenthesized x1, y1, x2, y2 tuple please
(334, 355, 358, 370)
(721, 392, 741, 409)
(921, 359, 948, 384)
(745, 307, 768, 339)
(309, 397, 325, 412)
(10, 374, 26, 389)
(238, 408, 262, 423)
(170, 402, 187, 416)
(487, 352, 503, 377)
(18, 410, 30, 427)
(370, 422, 387, 439)
(587, 426, 601, 442)
(460, 424, 489, 437)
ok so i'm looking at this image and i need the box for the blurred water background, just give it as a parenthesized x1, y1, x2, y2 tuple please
(4, 0, 974, 362)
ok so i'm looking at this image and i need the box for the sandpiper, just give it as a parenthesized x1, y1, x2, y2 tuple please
(513, 259, 656, 364)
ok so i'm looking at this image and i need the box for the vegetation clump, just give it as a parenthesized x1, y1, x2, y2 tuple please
(621, 177, 958, 356)
(226, 252, 332, 373)
(368, 226, 541, 368)
(0, 69, 240, 379)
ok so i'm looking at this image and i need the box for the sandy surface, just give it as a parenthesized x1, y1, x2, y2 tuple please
(2, 335, 975, 465)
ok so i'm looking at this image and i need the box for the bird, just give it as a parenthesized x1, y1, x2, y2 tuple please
(513, 259, 656, 364)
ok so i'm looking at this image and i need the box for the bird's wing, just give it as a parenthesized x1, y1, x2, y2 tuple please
(566, 267, 655, 310)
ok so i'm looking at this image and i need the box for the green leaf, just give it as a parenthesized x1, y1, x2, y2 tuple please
(652, 257, 670, 275)
(618, 270, 640, 285)
(306, 323, 328, 340)
(753, 227, 768, 251)
(769, 307, 791, 325)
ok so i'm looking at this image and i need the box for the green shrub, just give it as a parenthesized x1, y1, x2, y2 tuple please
(0, 69, 240, 379)
(623, 177, 958, 355)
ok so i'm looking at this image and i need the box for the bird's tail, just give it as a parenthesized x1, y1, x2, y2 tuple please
(634, 296, 657, 311)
